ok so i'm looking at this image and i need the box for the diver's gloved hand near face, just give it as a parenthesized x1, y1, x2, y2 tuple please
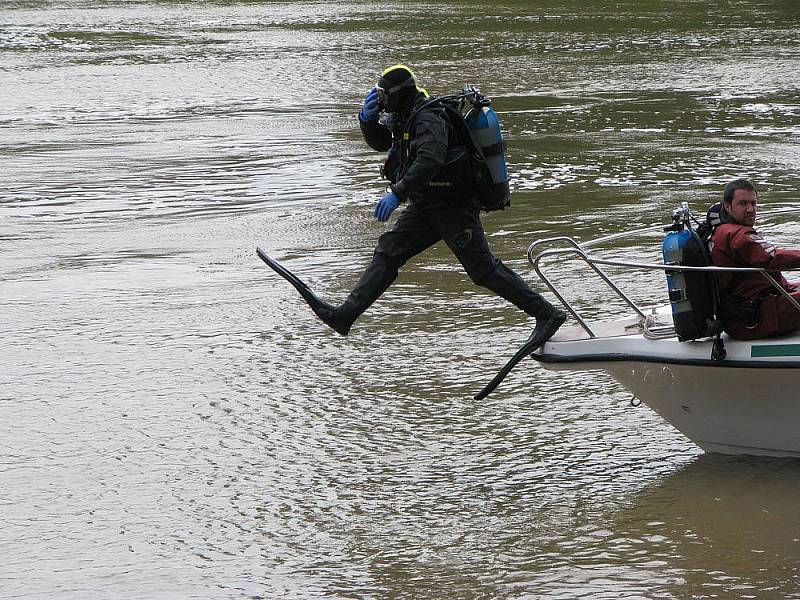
(359, 88, 379, 123)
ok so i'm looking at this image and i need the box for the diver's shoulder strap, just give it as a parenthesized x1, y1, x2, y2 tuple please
(401, 97, 445, 136)
(398, 97, 448, 163)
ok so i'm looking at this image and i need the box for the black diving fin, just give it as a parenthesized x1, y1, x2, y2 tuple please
(473, 335, 545, 401)
(473, 310, 566, 401)
(255, 247, 350, 335)
(256, 247, 320, 306)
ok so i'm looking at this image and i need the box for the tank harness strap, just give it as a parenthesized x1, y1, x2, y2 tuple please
(668, 288, 687, 302)
(481, 140, 507, 157)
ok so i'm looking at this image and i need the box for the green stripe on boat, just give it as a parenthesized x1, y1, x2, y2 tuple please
(751, 344, 800, 357)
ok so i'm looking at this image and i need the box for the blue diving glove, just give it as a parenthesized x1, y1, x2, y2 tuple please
(359, 88, 379, 123)
(375, 190, 400, 222)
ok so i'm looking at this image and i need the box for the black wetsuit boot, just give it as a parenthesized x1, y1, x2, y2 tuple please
(256, 248, 396, 337)
(317, 251, 398, 336)
(524, 302, 567, 347)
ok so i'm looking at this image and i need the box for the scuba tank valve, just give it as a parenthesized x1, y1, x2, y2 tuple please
(665, 202, 691, 232)
(461, 84, 492, 108)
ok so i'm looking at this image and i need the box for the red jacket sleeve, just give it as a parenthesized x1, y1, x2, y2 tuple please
(728, 227, 800, 271)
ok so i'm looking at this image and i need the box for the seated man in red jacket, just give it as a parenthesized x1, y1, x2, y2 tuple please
(711, 178, 800, 340)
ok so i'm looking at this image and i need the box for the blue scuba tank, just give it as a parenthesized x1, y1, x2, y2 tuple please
(662, 204, 718, 342)
(663, 228, 695, 339)
(465, 104, 510, 210)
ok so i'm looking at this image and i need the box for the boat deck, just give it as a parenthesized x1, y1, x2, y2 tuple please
(550, 314, 650, 342)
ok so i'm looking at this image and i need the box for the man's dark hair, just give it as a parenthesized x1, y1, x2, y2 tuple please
(723, 178, 758, 204)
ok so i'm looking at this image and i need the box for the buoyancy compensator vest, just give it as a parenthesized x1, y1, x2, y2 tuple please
(397, 85, 510, 212)
(662, 202, 726, 359)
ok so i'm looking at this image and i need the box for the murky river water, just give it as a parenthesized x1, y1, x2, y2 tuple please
(3, 1, 800, 598)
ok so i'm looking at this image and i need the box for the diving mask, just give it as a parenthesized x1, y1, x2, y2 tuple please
(375, 77, 416, 111)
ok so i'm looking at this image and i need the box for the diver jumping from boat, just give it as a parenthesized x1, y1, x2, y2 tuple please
(711, 178, 800, 340)
(258, 65, 565, 363)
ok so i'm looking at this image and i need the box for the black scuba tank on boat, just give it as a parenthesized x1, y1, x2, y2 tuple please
(662, 203, 723, 343)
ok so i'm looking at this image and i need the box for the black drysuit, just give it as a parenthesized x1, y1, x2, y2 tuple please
(341, 92, 555, 325)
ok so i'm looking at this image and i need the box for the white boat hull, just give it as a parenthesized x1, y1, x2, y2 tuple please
(536, 316, 800, 457)
(522, 212, 800, 458)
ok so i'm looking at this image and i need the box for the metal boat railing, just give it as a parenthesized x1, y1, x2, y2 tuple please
(526, 220, 800, 339)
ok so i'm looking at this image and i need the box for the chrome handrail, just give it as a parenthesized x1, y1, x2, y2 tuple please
(526, 226, 800, 339)
(527, 242, 646, 337)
